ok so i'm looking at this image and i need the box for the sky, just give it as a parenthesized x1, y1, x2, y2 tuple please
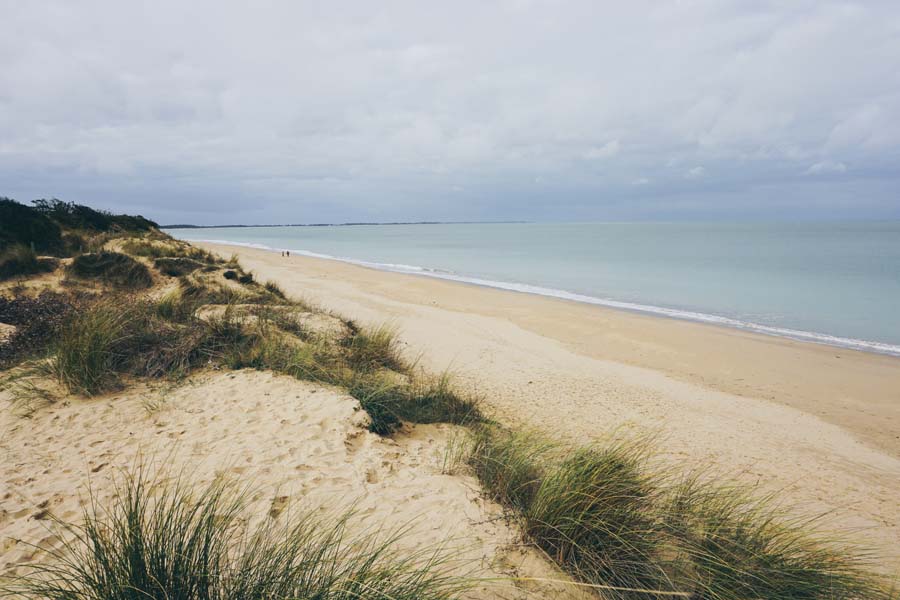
(2, 1, 900, 225)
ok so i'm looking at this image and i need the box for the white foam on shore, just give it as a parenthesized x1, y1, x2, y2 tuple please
(193, 238, 900, 357)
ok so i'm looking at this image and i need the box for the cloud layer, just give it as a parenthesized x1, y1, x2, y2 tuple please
(2, 1, 899, 223)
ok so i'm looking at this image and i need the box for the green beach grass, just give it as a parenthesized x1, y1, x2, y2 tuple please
(4, 468, 472, 600)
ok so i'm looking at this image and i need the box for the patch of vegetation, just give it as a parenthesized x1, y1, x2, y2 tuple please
(0, 291, 80, 367)
(264, 279, 287, 298)
(0, 198, 64, 253)
(0, 244, 58, 280)
(67, 251, 153, 289)
(526, 441, 670, 596)
(346, 371, 482, 435)
(52, 299, 250, 395)
(468, 426, 552, 511)
(121, 238, 221, 264)
(32, 198, 157, 232)
(342, 322, 405, 372)
(153, 256, 208, 276)
(464, 427, 894, 600)
(1, 197, 160, 257)
(664, 478, 889, 600)
(6, 469, 470, 600)
(0, 369, 58, 417)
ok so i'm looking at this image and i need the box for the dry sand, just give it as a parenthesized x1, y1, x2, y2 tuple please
(197, 241, 900, 572)
(1, 370, 588, 599)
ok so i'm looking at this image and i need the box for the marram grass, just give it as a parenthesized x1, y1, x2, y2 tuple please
(4, 469, 472, 600)
(465, 427, 894, 600)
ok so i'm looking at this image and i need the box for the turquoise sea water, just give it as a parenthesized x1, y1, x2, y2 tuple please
(171, 222, 900, 356)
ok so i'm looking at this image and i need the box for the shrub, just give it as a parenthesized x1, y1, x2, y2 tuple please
(67, 251, 153, 288)
(223, 269, 238, 280)
(31, 197, 158, 232)
(0, 244, 57, 280)
(61, 231, 86, 255)
(7, 469, 470, 600)
(0, 197, 63, 253)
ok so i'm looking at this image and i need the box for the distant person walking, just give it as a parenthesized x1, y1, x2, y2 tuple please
(286, 251, 290, 257)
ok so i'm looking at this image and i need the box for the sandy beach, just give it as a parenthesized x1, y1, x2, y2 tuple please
(196, 241, 900, 570)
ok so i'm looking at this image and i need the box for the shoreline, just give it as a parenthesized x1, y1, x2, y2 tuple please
(195, 240, 900, 568)
(181, 237, 900, 358)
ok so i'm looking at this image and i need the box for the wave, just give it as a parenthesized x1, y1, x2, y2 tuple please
(192, 238, 900, 357)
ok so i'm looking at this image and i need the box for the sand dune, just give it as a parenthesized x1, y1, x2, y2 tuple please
(196, 241, 900, 572)
(1, 370, 589, 599)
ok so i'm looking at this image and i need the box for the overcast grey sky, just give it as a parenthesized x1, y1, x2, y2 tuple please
(2, 1, 900, 224)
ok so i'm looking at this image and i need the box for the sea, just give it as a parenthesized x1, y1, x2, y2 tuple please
(170, 222, 900, 356)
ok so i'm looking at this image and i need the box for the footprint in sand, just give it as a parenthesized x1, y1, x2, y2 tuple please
(268, 495, 289, 519)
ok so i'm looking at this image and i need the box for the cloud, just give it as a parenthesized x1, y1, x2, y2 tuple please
(685, 166, 706, 179)
(632, 177, 650, 186)
(0, 1, 899, 223)
(583, 140, 620, 160)
(806, 161, 848, 175)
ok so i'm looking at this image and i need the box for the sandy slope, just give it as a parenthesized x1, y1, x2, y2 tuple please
(0, 371, 589, 599)
(196, 242, 900, 571)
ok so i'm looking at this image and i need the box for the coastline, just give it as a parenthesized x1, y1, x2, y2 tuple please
(179, 237, 900, 357)
(196, 240, 900, 568)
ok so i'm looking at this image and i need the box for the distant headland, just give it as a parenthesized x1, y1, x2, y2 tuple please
(161, 221, 527, 229)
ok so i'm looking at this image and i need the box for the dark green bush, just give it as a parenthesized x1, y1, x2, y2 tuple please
(32, 198, 157, 232)
(0, 198, 63, 253)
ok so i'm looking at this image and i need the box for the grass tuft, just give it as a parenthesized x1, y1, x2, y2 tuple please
(6, 468, 470, 600)
(121, 238, 221, 264)
(52, 299, 252, 395)
(52, 301, 131, 395)
(664, 478, 891, 600)
(264, 279, 287, 298)
(525, 441, 672, 597)
(468, 426, 552, 511)
(342, 323, 405, 372)
(465, 427, 895, 599)
(67, 251, 153, 288)
(0, 244, 57, 280)
(153, 256, 208, 276)
(347, 371, 483, 435)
